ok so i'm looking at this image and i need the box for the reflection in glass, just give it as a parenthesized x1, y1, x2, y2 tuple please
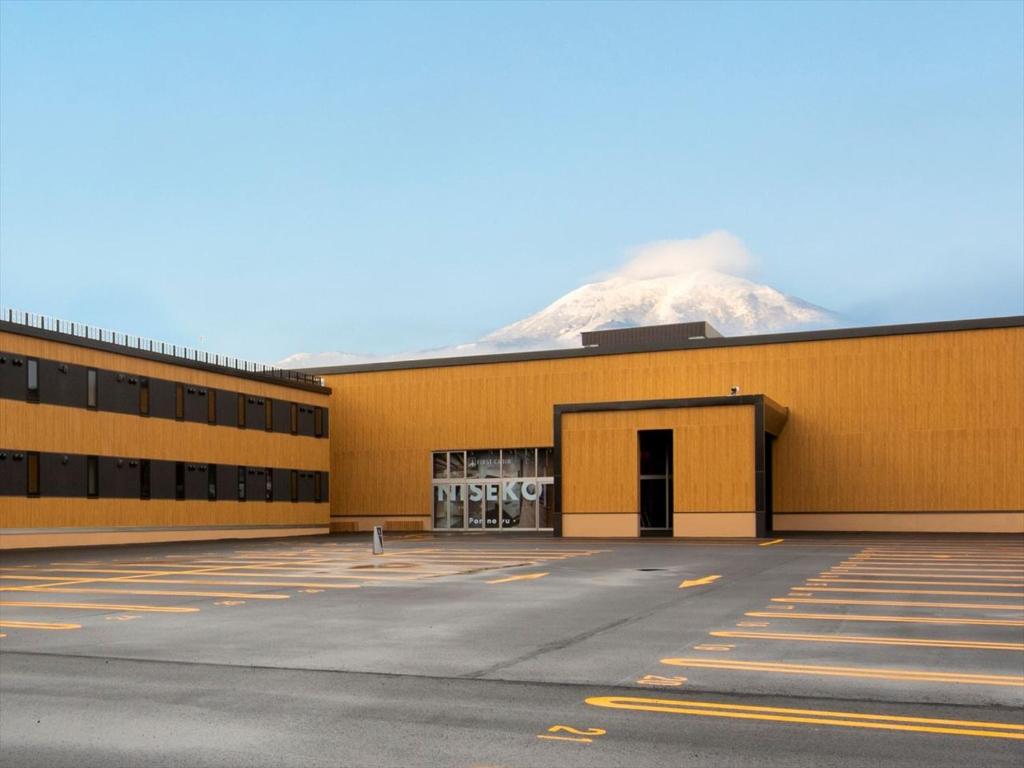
(433, 452, 447, 479)
(434, 493, 449, 529)
(449, 495, 465, 528)
(485, 484, 500, 528)
(502, 489, 521, 528)
(449, 451, 465, 478)
(523, 449, 537, 478)
(467, 493, 483, 528)
(478, 450, 501, 478)
(539, 448, 553, 477)
(537, 483, 551, 528)
(517, 497, 536, 528)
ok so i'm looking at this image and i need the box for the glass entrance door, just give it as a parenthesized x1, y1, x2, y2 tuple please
(639, 430, 673, 534)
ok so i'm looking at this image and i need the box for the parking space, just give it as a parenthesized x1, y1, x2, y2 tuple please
(1, 533, 1022, 766)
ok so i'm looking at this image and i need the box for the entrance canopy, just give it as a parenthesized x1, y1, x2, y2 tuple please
(553, 395, 788, 538)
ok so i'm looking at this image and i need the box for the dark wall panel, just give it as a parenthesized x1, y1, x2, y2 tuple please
(97, 370, 137, 415)
(39, 360, 88, 408)
(148, 379, 177, 419)
(184, 463, 208, 500)
(0, 355, 27, 400)
(246, 467, 269, 502)
(298, 471, 316, 502)
(214, 390, 238, 427)
(40, 453, 88, 498)
(321, 409, 329, 438)
(184, 387, 207, 423)
(216, 464, 237, 501)
(149, 460, 177, 500)
(99, 456, 141, 499)
(297, 405, 315, 437)
(0, 450, 28, 495)
(319, 472, 329, 503)
(245, 397, 266, 431)
(273, 400, 293, 434)
(273, 468, 292, 502)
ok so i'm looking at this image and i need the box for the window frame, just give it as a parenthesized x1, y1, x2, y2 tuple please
(26, 358, 39, 402)
(86, 455, 99, 499)
(86, 369, 98, 409)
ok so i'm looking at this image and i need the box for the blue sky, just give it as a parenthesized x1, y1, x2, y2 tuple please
(1, 0, 1021, 361)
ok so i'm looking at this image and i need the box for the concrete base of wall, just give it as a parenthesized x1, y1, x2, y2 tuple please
(0, 525, 328, 550)
(674, 512, 757, 537)
(562, 513, 638, 538)
(329, 516, 430, 533)
(774, 512, 1024, 533)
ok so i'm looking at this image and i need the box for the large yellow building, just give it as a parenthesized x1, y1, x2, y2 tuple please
(308, 316, 1024, 539)
(2, 313, 1022, 548)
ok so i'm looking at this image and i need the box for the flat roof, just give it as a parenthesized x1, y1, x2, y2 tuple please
(1, 320, 331, 394)
(302, 315, 1024, 376)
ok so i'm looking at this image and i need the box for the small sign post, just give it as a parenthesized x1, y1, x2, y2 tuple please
(372, 525, 384, 555)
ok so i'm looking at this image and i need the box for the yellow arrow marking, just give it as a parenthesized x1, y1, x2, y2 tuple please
(679, 575, 722, 589)
(486, 572, 549, 584)
(586, 696, 1024, 739)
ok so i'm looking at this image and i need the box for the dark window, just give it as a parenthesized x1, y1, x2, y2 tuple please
(238, 467, 246, 501)
(175, 383, 185, 420)
(290, 403, 298, 434)
(27, 452, 40, 496)
(175, 462, 185, 500)
(140, 460, 151, 500)
(237, 394, 246, 428)
(265, 468, 273, 502)
(207, 390, 217, 424)
(139, 379, 150, 415)
(27, 359, 39, 402)
(290, 470, 298, 502)
(208, 464, 217, 501)
(265, 399, 273, 431)
(87, 455, 98, 498)
(87, 369, 98, 409)
(314, 407, 324, 437)
(314, 471, 323, 503)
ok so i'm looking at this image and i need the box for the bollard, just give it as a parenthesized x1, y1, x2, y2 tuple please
(372, 525, 384, 555)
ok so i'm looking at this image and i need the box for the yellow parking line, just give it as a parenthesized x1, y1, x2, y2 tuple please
(107, 578, 361, 590)
(708, 630, 1024, 651)
(809, 578, 1024, 587)
(585, 696, 1024, 739)
(772, 597, 1024, 611)
(820, 572, 1024, 581)
(659, 658, 1024, 686)
(1, 587, 290, 600)
(759, 539, 784, 547)
(0, 600, 199, 613)
(746, 611, 1024, 627)
(0, 620, 81, 630)
(831, 565, 1024, 573)
(792, 586, 1024, 598)
(486, 572, 549, 584)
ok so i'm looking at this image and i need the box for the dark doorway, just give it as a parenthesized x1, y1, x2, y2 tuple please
(639, 430, 673, 535)
(765, 434, 775, 533)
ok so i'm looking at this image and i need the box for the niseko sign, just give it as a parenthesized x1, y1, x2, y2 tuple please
(435, 480, 544, 503)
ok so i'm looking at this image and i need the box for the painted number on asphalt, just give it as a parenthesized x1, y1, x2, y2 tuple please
(537, 725, 607, 744)
(637, 674, 687, 687)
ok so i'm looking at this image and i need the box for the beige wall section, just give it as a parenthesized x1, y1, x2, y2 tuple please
(0, 499, 329, 531)
(0, 331, 329, 406)
(323, 326, 1023, 533)
(563, 513, 638, 538)
(561, 406, 755, 538)
(0, 526, 327, 550)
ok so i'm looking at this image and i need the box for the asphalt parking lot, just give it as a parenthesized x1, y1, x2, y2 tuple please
(1, 533, 1022, 767)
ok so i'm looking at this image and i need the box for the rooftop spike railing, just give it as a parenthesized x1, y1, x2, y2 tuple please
(1, 306, 324, 387)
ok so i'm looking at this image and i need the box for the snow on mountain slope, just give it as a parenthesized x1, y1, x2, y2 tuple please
(278, 232, 838, 368)
(481, 268, 835, 349)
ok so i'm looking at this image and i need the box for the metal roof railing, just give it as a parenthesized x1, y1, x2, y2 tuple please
(1, 306, 325, 388)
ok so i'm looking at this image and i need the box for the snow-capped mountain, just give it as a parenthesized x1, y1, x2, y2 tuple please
(480, 268, 836, 350)
(279, 232, 839, 368)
